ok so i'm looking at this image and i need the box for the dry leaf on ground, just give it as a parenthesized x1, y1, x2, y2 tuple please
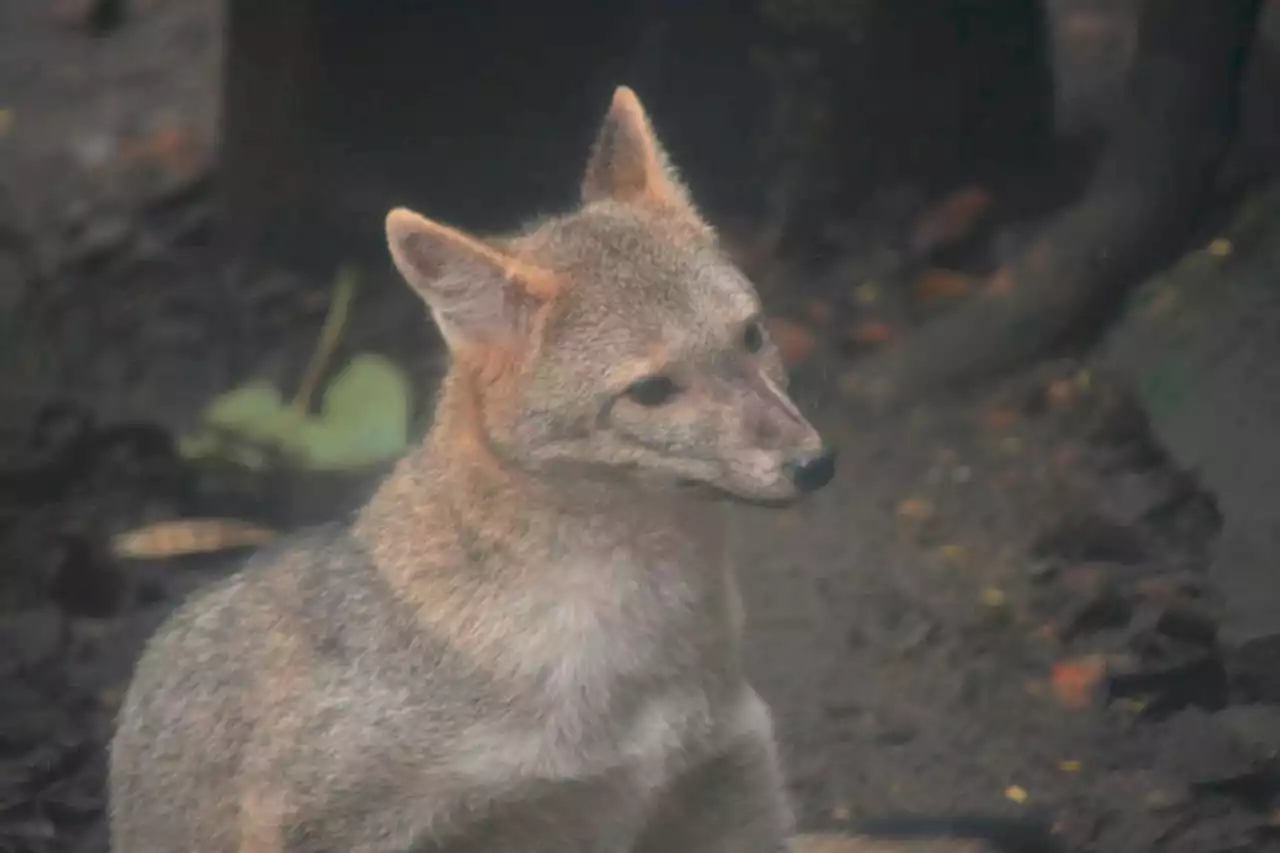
(1207, 238, 1232, 257)
(915, 268, 977, 305)
(121, 122, 203, 181)
(1051, 655, 1107, 710)
(896, 497, 933, 521)
(847, 321, 896, 346)
(982, 406, 1020, 431)
(111, 518, 278, 559)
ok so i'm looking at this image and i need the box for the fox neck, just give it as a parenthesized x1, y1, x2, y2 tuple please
(355, 371, 727, 577)
(352, 373, 738, 697)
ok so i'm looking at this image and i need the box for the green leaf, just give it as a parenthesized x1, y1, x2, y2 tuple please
(179, 379, 298, 467)
(202, 380, 297, 443)
(290, 353, 412, 471)
(179, 355, 412, 472)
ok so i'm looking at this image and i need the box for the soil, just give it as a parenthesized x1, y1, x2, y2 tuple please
(1, 3, 1278, 853)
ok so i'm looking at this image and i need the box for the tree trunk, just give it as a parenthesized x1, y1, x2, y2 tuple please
(841, 0, 1266, 408)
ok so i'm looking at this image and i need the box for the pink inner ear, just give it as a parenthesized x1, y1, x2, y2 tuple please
(400, 230, 447, 282)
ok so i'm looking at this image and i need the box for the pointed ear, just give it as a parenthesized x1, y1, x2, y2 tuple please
(581, 86, 697, 216)
(385, 207, 560, 351)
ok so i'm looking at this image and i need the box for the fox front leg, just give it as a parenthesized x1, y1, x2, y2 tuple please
(634, 692, 795, 853)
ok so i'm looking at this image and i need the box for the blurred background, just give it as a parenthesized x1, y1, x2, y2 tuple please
(2, 1, 1280, 851)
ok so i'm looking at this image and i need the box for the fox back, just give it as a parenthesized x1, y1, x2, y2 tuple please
(108, 86, 834, 853)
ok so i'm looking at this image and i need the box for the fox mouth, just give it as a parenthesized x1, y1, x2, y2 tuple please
(675, 477, 803, 509)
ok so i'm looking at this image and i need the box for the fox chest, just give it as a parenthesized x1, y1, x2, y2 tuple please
(449, 561, 744, 788)
(449, 679, 748, 797)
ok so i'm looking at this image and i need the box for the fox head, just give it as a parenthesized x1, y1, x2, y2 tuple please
(385, 86, 834, 504)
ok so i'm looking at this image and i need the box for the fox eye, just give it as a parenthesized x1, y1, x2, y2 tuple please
(742, 319, 765, 354)
(625, 375, 680, 407)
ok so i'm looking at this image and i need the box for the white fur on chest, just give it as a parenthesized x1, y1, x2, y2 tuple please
(452, 682, 768, 792)
(508, 552, 720, 690)
(451, 552, 753, 790)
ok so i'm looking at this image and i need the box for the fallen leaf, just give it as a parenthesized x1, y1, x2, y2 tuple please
(896, 497, 933, 521)
(1207, 238, 1232, 257)
(766, 317, 815, 367)
(1047, 378, 1078, 408)
(909, 185, 994, 256)
(915, 268, 976, 304)
(1033, 623, 1060, 644)
(985, 267, 1016, 297)
(1142, 287, 1179, 319)
(981, 587, 1007, 608)
(936, 544, 968, 565)
(122, 122, 201, 181)
(983, 406, 1020, 431)
(1004, 785, 1029, 804)
(1059, 760, 1082, 772)
(112, 518, 278, 559)
(0, 108, 12, 137)
(853, 283, 879, 304)
(1051, 655, 1107, 710)
(846, 321, 895, 346)
(999, 436, 1024, 455)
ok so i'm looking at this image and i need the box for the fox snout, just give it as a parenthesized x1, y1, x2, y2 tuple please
(782, 447, 838, 494)
(719, 365, 836, 502)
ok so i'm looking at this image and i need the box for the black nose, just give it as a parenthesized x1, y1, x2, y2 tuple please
(784, 448, 837, 494)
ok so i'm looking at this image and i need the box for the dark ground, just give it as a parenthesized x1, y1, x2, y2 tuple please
(2, 2, 1280, 853)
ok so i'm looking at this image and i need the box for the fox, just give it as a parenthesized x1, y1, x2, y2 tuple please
(107, 85, 838, 853)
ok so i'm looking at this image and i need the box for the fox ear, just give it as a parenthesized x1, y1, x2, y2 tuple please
(582, 86, 697, 216)
(385, 207, 560, 351)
